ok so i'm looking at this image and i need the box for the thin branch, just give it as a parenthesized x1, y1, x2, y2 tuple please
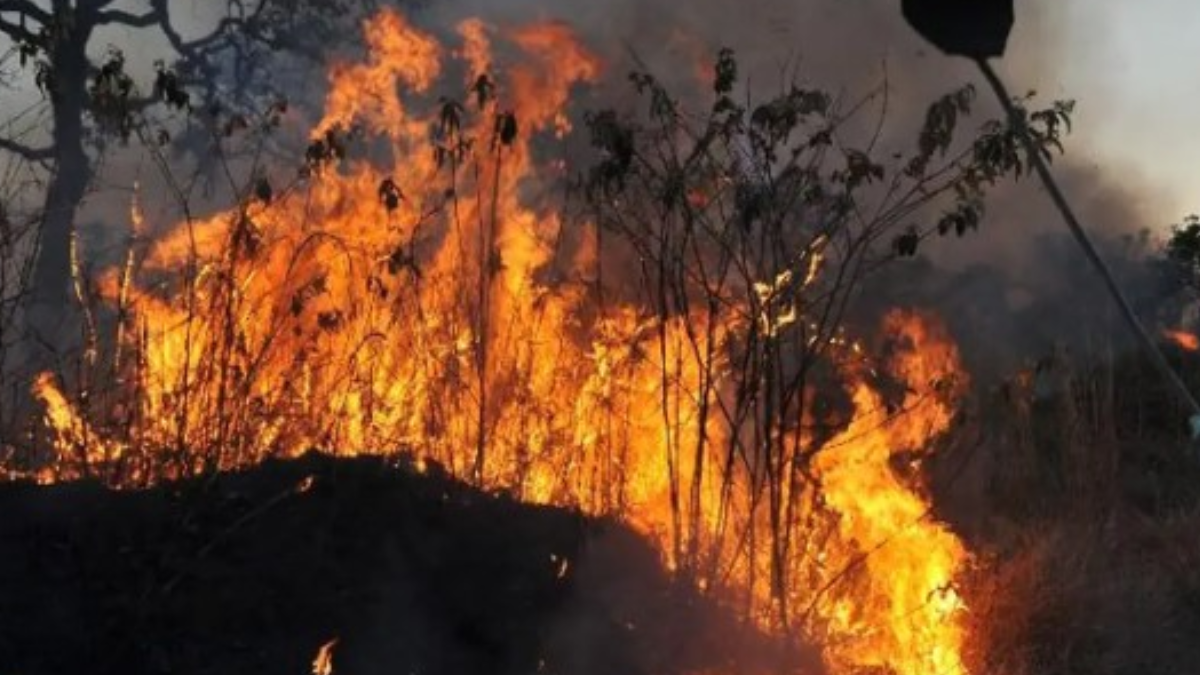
(0, 0, 51, 25)
(94, 8, 160, 28)
(151, 0, 271, 58)
(0, 135, 53, 162)
(0, 13, 37, 43)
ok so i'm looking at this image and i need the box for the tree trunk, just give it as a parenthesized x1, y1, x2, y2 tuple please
(24, 15, 92, 364)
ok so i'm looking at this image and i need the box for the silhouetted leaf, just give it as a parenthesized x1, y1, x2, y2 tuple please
(378, 177, 404, 212)
(713, 47, 737, 95)
(472, 74, 494, 110)
(254, 176, 273, 204)
(495, 111, 518, 147)
(894, 228, 921, 257)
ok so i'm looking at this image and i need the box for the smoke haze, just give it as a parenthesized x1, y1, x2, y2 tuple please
(0, 0, 1172, 401)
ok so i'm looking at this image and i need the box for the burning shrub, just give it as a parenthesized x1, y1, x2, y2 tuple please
(3, 7, 1080, 675)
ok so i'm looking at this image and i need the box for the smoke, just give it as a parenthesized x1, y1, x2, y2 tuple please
(393, 0, 1166, 378)
(867, 163, 1164, 381)
(2, 0, 1169, 374)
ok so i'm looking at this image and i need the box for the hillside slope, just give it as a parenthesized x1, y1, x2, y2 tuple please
(0, 453, 796, 675)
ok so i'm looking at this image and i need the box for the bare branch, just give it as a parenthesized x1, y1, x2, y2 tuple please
(0, 135, 53, 162)
(72, 0, 133, 17)
(0, 0, 51, 25)
(0, 12, 37, 43)
(151, 0, 271, 57)
(94, 8, 161, 28)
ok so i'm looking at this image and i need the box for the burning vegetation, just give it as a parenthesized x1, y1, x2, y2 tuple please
(1163, 329, 1199, 353)
(6, 5, 1198, 675)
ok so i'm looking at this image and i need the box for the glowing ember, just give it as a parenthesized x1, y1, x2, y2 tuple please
(1164, 329, 1199, 352)
(20, 9, 974, 675)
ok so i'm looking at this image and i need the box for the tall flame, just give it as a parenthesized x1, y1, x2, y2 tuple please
(813, 312, 968, 675)
(312, 637, 338, 675)
(22, 9, 973, 675)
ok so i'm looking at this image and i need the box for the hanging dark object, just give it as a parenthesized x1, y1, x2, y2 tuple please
(901, 0, 1014, 58)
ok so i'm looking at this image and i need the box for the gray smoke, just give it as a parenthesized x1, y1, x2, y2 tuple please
(403, 0, 1167, 374)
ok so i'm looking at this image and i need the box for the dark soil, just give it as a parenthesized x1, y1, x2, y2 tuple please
(0, 452, 794, 675)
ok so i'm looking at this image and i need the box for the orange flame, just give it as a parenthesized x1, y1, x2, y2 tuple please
(21, 9, 973, 675)
(312, 637, 338, 675)
(1164, 329, 1199, 352)
(813, 312, 968, 675)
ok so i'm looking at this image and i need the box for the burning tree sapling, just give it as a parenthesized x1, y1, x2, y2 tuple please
(580, 46, 1073, 632)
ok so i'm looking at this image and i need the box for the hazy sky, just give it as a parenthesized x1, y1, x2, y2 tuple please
(114, 0, 1200, 230)
(1052, 0, 1200, 224)
(2, 0, 1197, 229)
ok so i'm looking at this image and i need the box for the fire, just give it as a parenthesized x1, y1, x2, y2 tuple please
(812, 312, 968, 675)
(17, 8, 974, 675)
(1164, 329, 1199, 352)
(312, 637, 338, 675)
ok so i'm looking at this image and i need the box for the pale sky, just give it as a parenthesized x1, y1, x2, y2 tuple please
(1051, 0, 1200, 224)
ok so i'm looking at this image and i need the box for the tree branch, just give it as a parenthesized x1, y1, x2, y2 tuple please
(0, 8, 40, 44)
(0, 135, 54, 162)
(74, 0, 128, 14)
(144, 0, 277, 114)
(151, 0, 271, 56)
(94, 8, 161, 28)
(0, 0, 46, 44)
(0, 0, 51, 25)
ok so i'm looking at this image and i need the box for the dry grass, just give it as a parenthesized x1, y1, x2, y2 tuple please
(963, 509, 1200, 675)
(944, 344, 1200, 675)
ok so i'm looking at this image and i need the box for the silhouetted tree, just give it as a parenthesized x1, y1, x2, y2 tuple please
(0, 0, 377, 357)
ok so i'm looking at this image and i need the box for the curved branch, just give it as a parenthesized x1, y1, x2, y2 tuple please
(0, 135, 54, 162)
(95, 8, 160, 28)
(151, 0, 271, 58)
(0, 0, 51, 25)
(0, 12, 37, 43)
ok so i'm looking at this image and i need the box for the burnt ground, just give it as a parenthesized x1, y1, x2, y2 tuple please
(0, 453, 798, 675)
